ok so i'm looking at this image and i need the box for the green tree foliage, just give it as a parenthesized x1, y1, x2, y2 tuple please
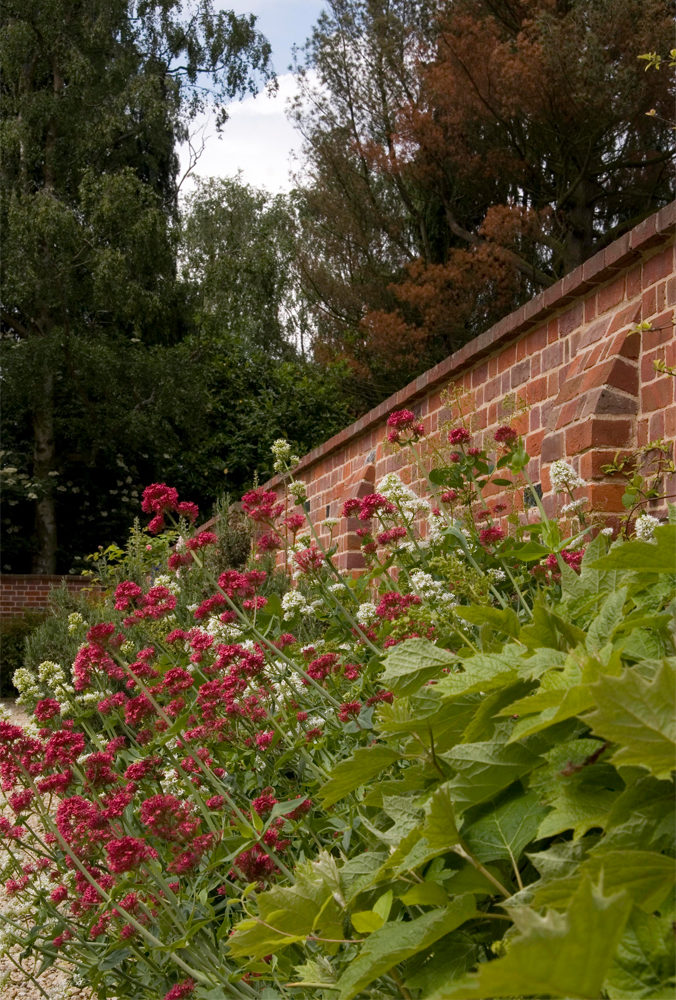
(0, 0, 272, 572)
(175, 177, 356, 498)
(292, 0, 675, 398)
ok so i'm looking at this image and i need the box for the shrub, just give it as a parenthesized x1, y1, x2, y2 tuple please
(0, 426, 674, 1000)
(0, 612, 45, 697)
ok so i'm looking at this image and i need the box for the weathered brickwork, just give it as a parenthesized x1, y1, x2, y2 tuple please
(266, 203, 676, 571)
(3, 205, 674, 601)
(0, 575, 99, 619)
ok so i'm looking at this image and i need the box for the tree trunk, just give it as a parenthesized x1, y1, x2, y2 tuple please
(560, 178, 597, 274)
(32, 369, 57, 573)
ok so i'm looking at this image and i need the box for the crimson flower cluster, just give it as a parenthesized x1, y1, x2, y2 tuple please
(386, 409, 425, 444)
(141, 483, 199, 535)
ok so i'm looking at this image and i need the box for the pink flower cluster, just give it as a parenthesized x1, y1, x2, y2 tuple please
(141, 483, 198, 534)
(341, 493, 396, 521)
(241, 488, 284, 522)
(386, 409, 425, 443)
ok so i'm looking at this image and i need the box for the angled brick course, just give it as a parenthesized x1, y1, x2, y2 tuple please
(265, 204, 675, 568)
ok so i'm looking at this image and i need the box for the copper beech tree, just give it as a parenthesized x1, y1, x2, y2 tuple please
(293, 0, 675, 397)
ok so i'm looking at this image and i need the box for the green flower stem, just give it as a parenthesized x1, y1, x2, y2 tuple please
(453, 844, 511, 899)
(2, 950, 51, 999)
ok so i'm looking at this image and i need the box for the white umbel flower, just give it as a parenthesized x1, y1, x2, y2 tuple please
(550, 460, 585, 492)
(634, 513, 660, 542)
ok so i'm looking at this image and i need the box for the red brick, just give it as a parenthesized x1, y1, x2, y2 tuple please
(584, 297, 597, 323)
(597, 275, 626, 315)
(649, 411, 665, 439)
(588, 482, 629, 513)
(641, 377, 673, 413)
(566, 418, 633, 455)
(642, 247, 673, 288)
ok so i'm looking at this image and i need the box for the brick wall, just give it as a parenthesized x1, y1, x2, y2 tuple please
(265, 203, 676, 571)
(0, 575, 100, 619)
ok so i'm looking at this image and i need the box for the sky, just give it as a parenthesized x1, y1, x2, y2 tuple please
(178, 1, 326, 194)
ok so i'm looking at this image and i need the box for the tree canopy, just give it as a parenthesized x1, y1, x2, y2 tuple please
(0, 1, 271, 572)
(292, 0, 675, 397)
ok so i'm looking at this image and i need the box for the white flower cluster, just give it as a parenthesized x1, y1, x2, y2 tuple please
(356, 602, 378, 626)
(487, 567, 507, 582)
(634, 513, 660, 542)
(600, 526, 614, 537)
(271, 438, 300, 474)
(288, 480, 307, 503)
(560, 498, 589, 516)
(409, 570, 456, 606)
(282, 590, 319, 621)
(67, 611, 87, 634)
(12, 667, 41, 704)
(153, 573, 180, 596)
(322, 517, 338, 530)
(550, 460, 586, 492)
(377, 473, 430, 521)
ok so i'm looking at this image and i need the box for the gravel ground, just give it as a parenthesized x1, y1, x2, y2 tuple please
(0, 700, 93, 1000)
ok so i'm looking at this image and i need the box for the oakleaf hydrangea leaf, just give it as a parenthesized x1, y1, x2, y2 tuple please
(423, 876, 632, 999)
(585, 661, 676, 780)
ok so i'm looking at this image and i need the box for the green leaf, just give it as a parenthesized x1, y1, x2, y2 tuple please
(586, 587, 628, 653)
(441, 740, 540, 814)
(380, 638, 457, 696)
(509, 540, 551, 562)
(424, 877, 633, 999)
(336, 897, 476, 1000)
(228, 853, 344, 959)
(585, 660, 676, 779)
(531, 850, 675, 913)
(319, 744, 401, 807)
(399, 882, 449, 907)
(529, 737, 622, 839)
(435, 649, 523, 702)
(602, 775, 675, 852)
(589, 526, 676, 572)
(605, 907, 676, 999)
(351, 910, 385, 933)
(454, 606, 521, 637)
(462, 788, 549, 864)
(99, 947, 131, 970)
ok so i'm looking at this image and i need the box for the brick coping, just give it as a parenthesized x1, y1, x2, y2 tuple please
(266, 201, 676, 486)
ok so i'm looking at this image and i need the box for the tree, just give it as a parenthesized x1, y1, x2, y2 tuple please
(175, 177, 355, 498)
(0, 0, 272, 572)
(291, 0, 675, 398)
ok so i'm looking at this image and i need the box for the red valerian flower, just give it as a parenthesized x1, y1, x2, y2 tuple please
(293, 545, 324, 573)
(241, 488, 284, 522)
(283, 513, 305, 532)
(441, 489, 458, 503)
(386, 409, 425, 443)
(114, 581, 143, 610)
(338, 701, 361, 722)
(34, 698, 61, 722)
(106, 836, 157, 873)
(494, 425, 518, 444)
(256, 531, 282, 552)
(142, 483, 179, 515)
(479, 526, 505, 546)
(163, 980, 195, 1000)
(185, 531, 217, 551)
(448, 427, 471, 445)
(252, 790, 278, 817)
(375, 591, 422, 621)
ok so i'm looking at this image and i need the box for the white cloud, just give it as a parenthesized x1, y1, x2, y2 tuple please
(177, 73, 307, 195)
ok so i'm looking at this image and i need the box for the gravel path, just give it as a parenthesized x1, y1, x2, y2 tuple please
(0, 700, 93, 1000)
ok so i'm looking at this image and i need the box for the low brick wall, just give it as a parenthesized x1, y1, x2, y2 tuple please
(266, 203, 676, 571)
(0, 575, 100, 619)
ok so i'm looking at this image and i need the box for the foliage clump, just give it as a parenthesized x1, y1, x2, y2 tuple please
(1, 421, 674, 999)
